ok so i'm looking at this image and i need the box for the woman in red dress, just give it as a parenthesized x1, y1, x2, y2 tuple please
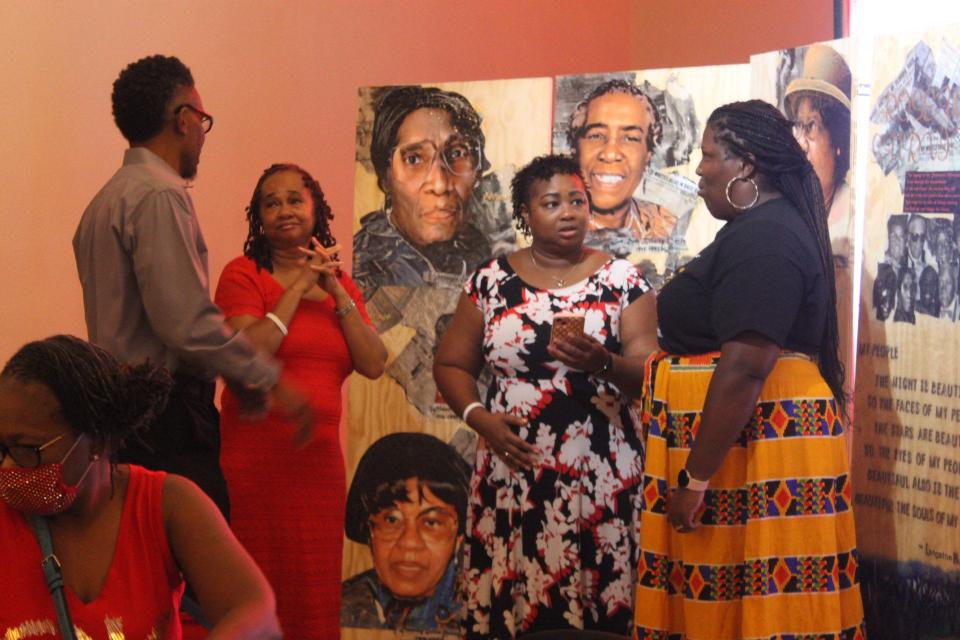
(215, 163, 387, 638)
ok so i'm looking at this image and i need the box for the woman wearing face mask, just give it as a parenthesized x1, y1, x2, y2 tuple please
(0, 335, 280, 639)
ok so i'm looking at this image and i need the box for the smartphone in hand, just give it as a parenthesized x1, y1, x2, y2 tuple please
(550, 312, 585, 345)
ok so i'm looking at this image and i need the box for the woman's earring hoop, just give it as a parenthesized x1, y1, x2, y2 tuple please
(725, 176, 760, 211)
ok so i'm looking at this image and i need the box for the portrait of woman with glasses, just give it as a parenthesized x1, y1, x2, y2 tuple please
(353, 85, 493, 293)
(784, 43, 852, 247)
(351, 86, 510, 416)
(340, 432, 471, 636)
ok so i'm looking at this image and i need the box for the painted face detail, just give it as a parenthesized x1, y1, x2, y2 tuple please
(792, 97, 837, 204)
(939, 268, 957, 310)
(898, 271, 916, 312)
(908, 217, 926, 261)
(888, 224, 906, 263)
(386, 108, 479, 248)
(368, 477, 460, 599)
(876, 285, 895, 320)
(577, 92, 653, 215)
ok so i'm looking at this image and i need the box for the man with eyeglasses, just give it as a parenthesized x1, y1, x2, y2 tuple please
(906, 214, 934, 284)
(73, 55, 309, 519)
(883, 214, 908, 279)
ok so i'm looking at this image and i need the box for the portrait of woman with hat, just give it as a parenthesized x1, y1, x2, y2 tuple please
(784, 42, 853, 232)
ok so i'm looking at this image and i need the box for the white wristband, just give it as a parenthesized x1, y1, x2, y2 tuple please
(461, 401, 484, 424)
(264, 312, 288, 336)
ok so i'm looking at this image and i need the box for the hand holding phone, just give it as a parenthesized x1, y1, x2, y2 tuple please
(550, 312, 585, 346)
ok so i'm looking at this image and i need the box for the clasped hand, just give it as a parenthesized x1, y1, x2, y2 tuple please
(293, 238, 343, 295)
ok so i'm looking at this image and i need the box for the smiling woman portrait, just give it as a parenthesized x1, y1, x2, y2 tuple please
(567, 79, 678, 243)
(434, 154, 658, 638)
(214, 163, 387, 639)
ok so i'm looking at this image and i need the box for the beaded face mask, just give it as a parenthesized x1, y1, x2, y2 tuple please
(0, 434, 93, 515)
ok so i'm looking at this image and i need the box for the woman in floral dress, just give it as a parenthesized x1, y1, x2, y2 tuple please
(434, 155, 658, 638)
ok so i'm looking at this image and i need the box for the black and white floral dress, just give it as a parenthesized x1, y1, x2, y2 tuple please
(461, 255, 650, 638)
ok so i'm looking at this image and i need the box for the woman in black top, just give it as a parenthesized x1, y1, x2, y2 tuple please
(634, 100, 865, 639)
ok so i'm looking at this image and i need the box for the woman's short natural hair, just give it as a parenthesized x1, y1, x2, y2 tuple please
(344, 432, 471, 545)
(510, 154, 585, 238)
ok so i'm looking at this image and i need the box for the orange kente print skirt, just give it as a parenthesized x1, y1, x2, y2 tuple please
(634, 352, 866, 640)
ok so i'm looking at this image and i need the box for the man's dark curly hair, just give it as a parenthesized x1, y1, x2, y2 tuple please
(243, 163, 337, 272)
(566, 79, 663, 155)
(2, 335, 172, 455)
(511, 154, 585, 238)
(369, 86, 489, 194)
(112, 55, 194, 144)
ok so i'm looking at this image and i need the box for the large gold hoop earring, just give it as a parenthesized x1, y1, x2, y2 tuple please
(725, 176, 760, 211)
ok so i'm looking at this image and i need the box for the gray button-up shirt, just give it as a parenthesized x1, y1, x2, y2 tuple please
(73, 147, 278, 387)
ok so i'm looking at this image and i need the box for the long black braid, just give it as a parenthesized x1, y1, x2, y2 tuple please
(243, 163, 337, 272)
(708, 100, 846, 417)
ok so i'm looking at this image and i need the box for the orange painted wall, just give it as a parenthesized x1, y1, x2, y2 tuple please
(628, 0, 835, 68)
(0, 0, 832, 363)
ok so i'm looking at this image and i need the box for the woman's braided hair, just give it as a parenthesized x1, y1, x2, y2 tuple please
(1, 335, 172, 453)
(708, 100, 846, 416)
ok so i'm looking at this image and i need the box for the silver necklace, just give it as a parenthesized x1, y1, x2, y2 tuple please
(529, 248, 584, 287)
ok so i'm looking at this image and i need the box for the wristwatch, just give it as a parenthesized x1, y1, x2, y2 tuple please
(677, 468, 709, 492)
(593, 351, 614, 376)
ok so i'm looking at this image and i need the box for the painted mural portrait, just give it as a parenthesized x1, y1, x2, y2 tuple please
(783, 43, 853, 258)
(554, 73, 703, 287)
(567, 79, 678, 243)
(353, 86, 492, 294)
(352, 85, 516, 415)
(340, 432, 471, 638)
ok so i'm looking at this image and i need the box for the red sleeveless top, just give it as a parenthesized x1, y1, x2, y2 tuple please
(0, 465, 185, 639)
